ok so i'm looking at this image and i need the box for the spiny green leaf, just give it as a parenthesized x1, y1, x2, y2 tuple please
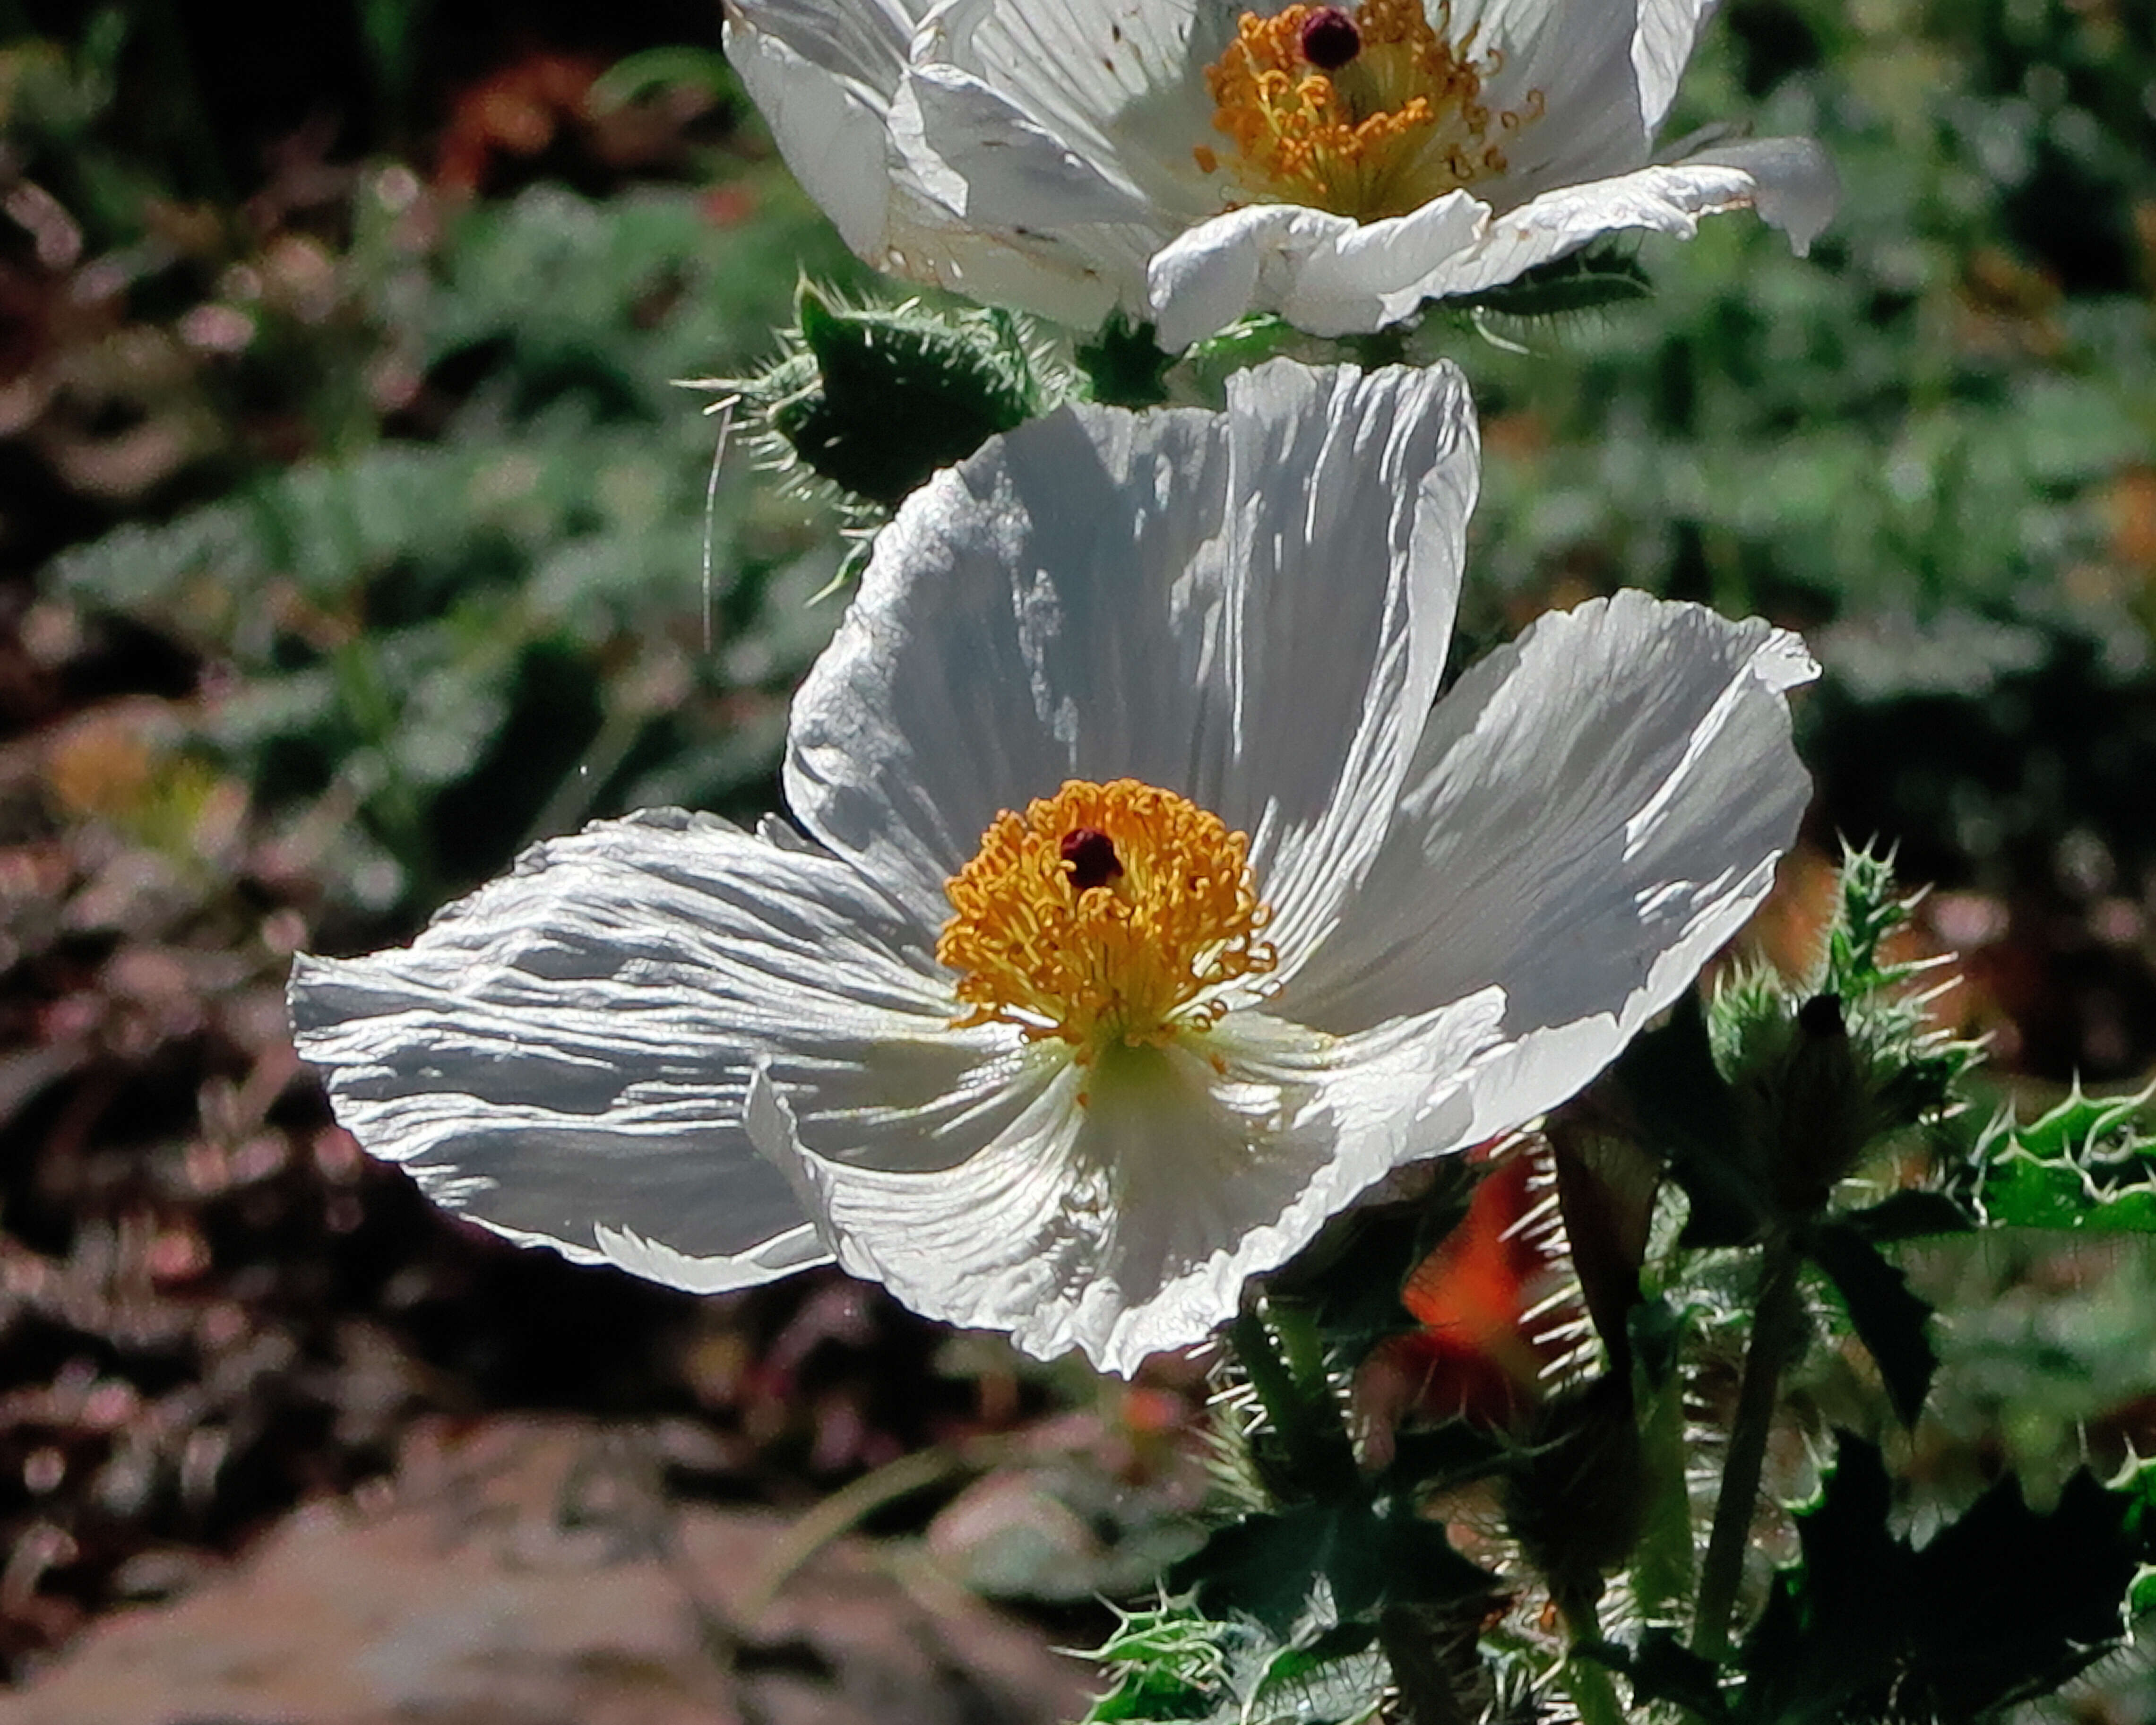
(1974, 1080, 2156, 1232)
(1818, 841, 1913, 996)
(1733, 1436, 2143, 1725)
(1797, 1222, 1939, 1426)
(1170, 1496, 1496, 1638)
(1078, 1599, 1390, 1725)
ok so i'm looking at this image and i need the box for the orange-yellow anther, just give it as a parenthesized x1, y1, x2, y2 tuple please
(939, 779, 1276, 1052)
(1199, 0, 1544, 220)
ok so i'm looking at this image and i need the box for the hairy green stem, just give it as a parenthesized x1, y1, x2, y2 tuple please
(1558, 1596, 1627, 1725)
(1378, 1606, 1471, 1725)
(1692, 1235, 1804, 1660)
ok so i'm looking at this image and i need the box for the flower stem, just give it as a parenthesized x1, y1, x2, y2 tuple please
(1558, 1597, 1627, 1725)
(1691, 1234, 1804, 1660)
(1378, 1605, 1471, 1725)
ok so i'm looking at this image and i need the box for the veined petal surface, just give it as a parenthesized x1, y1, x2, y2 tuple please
(288, 810, 1003, 1286)
(1279, 592, 1817, 1131)
(750, 990, 1508, 1373)
(723, 0, 922, 255)
(784, 358, 1477, 961)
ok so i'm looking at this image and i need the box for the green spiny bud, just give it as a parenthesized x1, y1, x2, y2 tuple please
(699, 284, 1070, 511)
(1502, 1373, 1647, 1628)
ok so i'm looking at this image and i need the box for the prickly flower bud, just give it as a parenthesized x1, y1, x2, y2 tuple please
(1768, 991, 1877, 1213)
(1502, 1373, 1646, 1627)
(713, 284, 1068, 509)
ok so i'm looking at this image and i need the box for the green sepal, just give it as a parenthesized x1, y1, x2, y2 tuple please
(1185, 314, 1301, 387)
(1076, 312, 1175, 406)
(770, 285, 1051, 506)
(1449, 245, 1652, 319)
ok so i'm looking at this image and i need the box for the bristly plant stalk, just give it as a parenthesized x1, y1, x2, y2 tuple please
(1692, 1234, 1806, 1660)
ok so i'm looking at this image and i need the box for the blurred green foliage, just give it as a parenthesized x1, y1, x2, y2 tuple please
(12, 44, 862, 922)
(46, 175, 856, 920)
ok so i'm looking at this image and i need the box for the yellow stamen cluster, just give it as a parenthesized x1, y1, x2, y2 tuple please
(1201, 0, 1544, 220)
(938, 779, 1276, 1053)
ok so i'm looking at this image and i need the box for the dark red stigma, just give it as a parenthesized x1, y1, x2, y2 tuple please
(1060, 828, 1123, 893)
(1299, 7, 1362, 71)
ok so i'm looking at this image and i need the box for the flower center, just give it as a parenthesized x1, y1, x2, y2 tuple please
(1197, 0, 1544, 220)
(938, 779, 1276, 1053)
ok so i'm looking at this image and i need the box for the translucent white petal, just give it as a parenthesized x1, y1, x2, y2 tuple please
(1279, 593, 1818, 1135)
(749, 991, 1507, 1374)
(288, 808, 999, 1283)
(1630, 0, 1721, 133)
(723, 0, 923, 255)
(880, 173, 1130, 328)
(784, 359, 1476, 968)
(1676, 137, 1841, 256)
(1407, 141, 1838, 304)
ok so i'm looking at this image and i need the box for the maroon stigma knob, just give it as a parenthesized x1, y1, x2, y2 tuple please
(1060, 827, 1124, 893)
(1299, 6, 1362, 71)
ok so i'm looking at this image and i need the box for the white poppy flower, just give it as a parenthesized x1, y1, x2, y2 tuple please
(288, 360, 1815, 1376)
(722, 0, 1838, 348)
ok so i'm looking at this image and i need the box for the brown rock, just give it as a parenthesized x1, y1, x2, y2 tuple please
(2, 1418, 1092, 1725)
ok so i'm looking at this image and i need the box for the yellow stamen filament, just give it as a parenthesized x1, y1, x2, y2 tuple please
(1200, 0, 1544, 220)
(938, 779, 1276, 1053)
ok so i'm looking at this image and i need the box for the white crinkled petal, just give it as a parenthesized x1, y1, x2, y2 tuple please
(724, 0, 1131, 324)
(1674, 138, 1841, 256)
(747, 991, 1508, 1374)
(287, 808, 1010, 1287)
(1146, 196, 1485, 350)
(892, 62, 1164, 227)
(894, 61, 1155, 226)
(785, 359, 1476, 965)
(722, 0, 923, 256)
(1278, 592, 1818, 1139)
